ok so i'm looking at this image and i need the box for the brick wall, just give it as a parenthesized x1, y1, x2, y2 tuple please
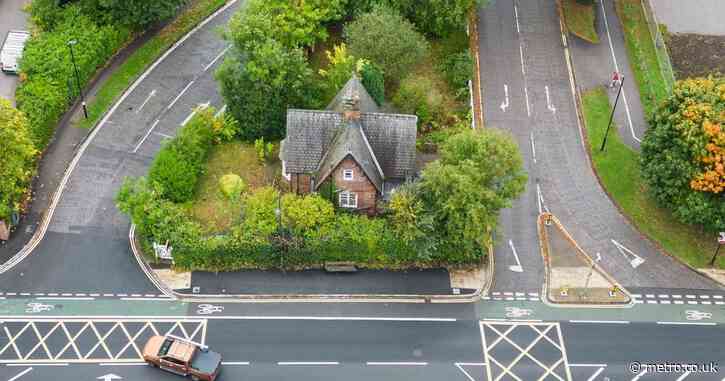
(288, 173, 312, 194)
(332, 157, 378, 212)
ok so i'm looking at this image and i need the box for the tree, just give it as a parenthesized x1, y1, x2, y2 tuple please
(344, 4, 429, 83)
(641, 77, 725, 232)
(281, 193, 335, 236)
(387, 184, 436, 259)
(0, 100, 38, 220)
(418, 129, 527, 259)
(358, 60, 385, 105)
(389, 0, 480, 37)
(78, 0, 187, 30)
(318, 44, 358, 101)
(216, 39, 316, 140)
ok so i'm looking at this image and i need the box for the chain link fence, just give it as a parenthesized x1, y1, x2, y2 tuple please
(639, 0, 676, 92)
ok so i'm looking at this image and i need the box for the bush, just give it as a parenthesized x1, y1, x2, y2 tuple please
(344, 4, 429, 83)
(389, 0, 479, 37)
(641, 77, 725, 232)
(0, 100, 38, 220)
(358, 60, 385, 105)
(438, 49, 473, 100)
(318, 43, 358, 102)
(78, 0, 189, 30)
(219, 174, 246, 200)
(393, 74, 444, 131)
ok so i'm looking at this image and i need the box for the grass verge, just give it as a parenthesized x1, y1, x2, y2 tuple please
(189, 142, 280, 234)
(76, 0, 227, 130)
(614, 0, 668, 118)
(560, 0, 600, 43)
(582, 87, 724, 269)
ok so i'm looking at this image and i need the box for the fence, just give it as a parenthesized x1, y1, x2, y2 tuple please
(639, 0, 676, 92)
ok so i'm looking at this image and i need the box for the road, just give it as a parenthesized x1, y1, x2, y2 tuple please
(0, 0, 29, 104)
(479, 0, 722, 294)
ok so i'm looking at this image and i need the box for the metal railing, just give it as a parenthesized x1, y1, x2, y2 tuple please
(639, 0, 676, 92)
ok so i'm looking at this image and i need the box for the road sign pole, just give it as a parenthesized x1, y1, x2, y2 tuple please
(711, 232, 725, 266)
(600, 75, 624, 152)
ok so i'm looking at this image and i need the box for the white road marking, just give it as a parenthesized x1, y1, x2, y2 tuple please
(7, 367, 32, 381)
(672, 294, 682, 298)
(455, 362, 486, 381)
(656, 322, 716, 326)
(98, 363, 145, 366)
(180, 102, 210, 126)
(645, 294, 654, 298)
(204, 46, 231, 72)
(132, 119, 160, 153)
(699, 295, 710, 299)
(519, 45, 531, 117)
(536, 183, 550, 214)
(278, 362, 339, 366)
(5, 364, 67, 367)
(660, 300, 670, 304)
(36, 297, 94, 301)
(714, 295, 723, 299)
(632, 368, 648, 380)
(135, 89, 157, 114)
(214, 104, 227, 117)
(513, 4, 521, 35)
(587, 366, 605, 381)
(119, 297, 172, 301)
(569, 363, 607, 367)
(366, 362, 428, 366)
(530, 132, 537, 164)
(569, 320, 629, 324)
(508, 240, 523, 273)
(674, 301, 684, 305)
(646, 300, 657, 304)
(153, 132, 173, 139)
(503, 292, 514, 296)
(167, 80, 194, 110)
(500, 84, 510, 112)
(611, 239, 645, 268)
(545, 85, 556, 114)
(675, 371, 691, 381)
(221, 362, 250, 365)
(658, 294, 669, 298)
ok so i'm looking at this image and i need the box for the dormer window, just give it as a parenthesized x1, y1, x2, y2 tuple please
(343, 169, 353, 181)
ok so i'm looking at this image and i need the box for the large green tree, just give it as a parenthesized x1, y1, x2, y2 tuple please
(418, 129, 527, 260)
(0, 100, 38, 220)
(641, 77, 725, 232)
(344, 4, 429, 83)
(391, 0, 481, 37)
(78, 0, 188, 30)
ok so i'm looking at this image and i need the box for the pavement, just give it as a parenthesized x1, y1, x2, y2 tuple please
(0, 0, 29, 105)
(478, 0, 723, 296)
(650, 0, 725, 36)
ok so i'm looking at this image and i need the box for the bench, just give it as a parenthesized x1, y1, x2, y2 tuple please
(324, 261, 358, 273)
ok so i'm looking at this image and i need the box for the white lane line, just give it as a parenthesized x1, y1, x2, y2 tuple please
(530, 132, 537, 164)
(132, 119, 160, 153)
(672, 295, 682, 298)
(569, 363, 608, 367)
(686, 295, 696, 298)
(503, 292, 514, 296)
(35, 297, 94, 301)
(716, 301, 724, 305)
(180, 101, 211, 126)
(98, 363, 146, 366)
(656, 322, 717, 326)
(455, 363, 486, 381)
(120, 297, 174, 301)
(204, 46, 231, 72)
(600, 0, 639, 143)
(222, 362, 250, 365)
(519, 44, 531, 117)
(167, 80, 194, 110)
(6, 364, 68, 367)
(674, 301, 684, 305)
(507, 240, 523, 272)
(700, 295, 710, 299)
(632, 368, 648, 380)
(701, 301, 711, 305)
(544, 85, 556, 114)
(660, 300, 671, 304)
(7, 367, 32, 381)
(89, 293, 100, 297)
(569, 320, 629, 324)
(687, 301, 698, 305)
(0, 297, 5, 300)
(277, 362, 339, 366)
(645, 294, 655, 298)
(658, 294, 669, 298)
(214, 104, 227, 117)
(588, 367, 605, 381)
(135, 89, 157, 114)
(513, 4, 521, 35)
(366, 362, 428, 366)
(528, 292, 539, 297)
(60, 293, 71, 297)
(20, 293, 30, 296)
(646, 300, 657, 304)
(528, 297, 539, 301)
(675, 371, 691, 381)
(714, 295, 723, 299)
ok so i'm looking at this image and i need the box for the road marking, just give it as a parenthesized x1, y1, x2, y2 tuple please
(119, 297, 172, 301)
(569, 320, 629, 324)
(507, 240, 523, 272)
(505, 307, 532, 318)
(98, 363, 145, 366)
(699, 295, 710, 299)
(660, 300, 670, 304)
(599, 0, 640, 143)
(503, 292, 514, 296)
(167, 80, 194, 110)
(132, 119, 160, 153)
(645, 294, 655, 298)
(672, 295, 682, 298)
(646, 300, 657, 304)
(36, 297, 94, 301)
(500, 84, 509, 112)
(204, 45, 231, 72)
(7, 367, 32, 381)
(530, 132, 537, 164)
(587, 367, 605, 381)
(714, 295, 723, 299)
(6, 364, 67, 367)
(656, 322, 716, 326)
(214, 104, 227, 117)
(366, 362, 427, 366)
(135, 89, 157, 114)
(528, 292, 539, 297)
(180, 102, 210, 126)
(536, 183, 550, 214)
(221, 362, 250, 365)
(513, 4, 521, 35)
(519, 45, 531, 117)
(674, 301, 684, 305)
(278, 362, 339, 366)
(611, 239, 645, 268)
(675, 371, 691, 381)
(658, 294, 669, 298)
(569, 363, 607, 367)
(455, 362, 486, 381)
(545, 85, 556, 114)
(632, 368, 648, 380)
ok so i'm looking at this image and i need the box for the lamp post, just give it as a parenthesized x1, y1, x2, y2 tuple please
(600, 75, 624, 152)
(275, 195, 284, 271)
(67, 40, 88, 119)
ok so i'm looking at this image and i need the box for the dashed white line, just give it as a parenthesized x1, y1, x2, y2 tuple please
(674, 301, 684, 305)
(660, 300, 671, 304)
(99, 363, 146, 366)
(587, 366, 605, 381)
(221, 362, 250, 365)
(366, 362, 428, 366)
(120, 297, 172, 301)
(656, 322, 717, 326)
(646, 300, 657, 304)
(530, 132, 537, 164)
(503, 292, 514, 296)
(167, 80, 194, 110)
(135, 89, 157, 114)
(278, 362, 339, 366)
(688, 301, 698, 305)
(701, 301, 711, 305)
(204, 46, 231, 72)
(569, 320, 630, 324)
(528, 292, 539, 297)
(672, 295, 682, 298)
(132, 119, 160, 153)
(700, 295, 710, 299)
(8, 367, 32, 381)
(645, 294, 655, 298)
(36, 297, 94, 301)
(658, 294, 669, 298)
(686, 295, 696, 299)
(6, 363, 67, 367)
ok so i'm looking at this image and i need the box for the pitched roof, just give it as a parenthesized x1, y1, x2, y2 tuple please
(326, 74, 380, 113)
(316, 118, 384, 192)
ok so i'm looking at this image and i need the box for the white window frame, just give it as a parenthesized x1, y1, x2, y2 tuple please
(339, 191, 358, 208)
(281, 160, 291, 181)
(343, 169, 354, 181)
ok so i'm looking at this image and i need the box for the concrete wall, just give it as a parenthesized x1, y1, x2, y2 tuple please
(651, 0, 725, 36)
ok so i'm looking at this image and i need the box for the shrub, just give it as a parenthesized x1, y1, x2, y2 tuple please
(344, 4, 429, 83)
(438, 49, 473, 100)
(281, 193, 335, 236)
(393, 74, 444, 131)
(242, 186, 280, 236)
(0, 100, 38, 220)
(78, 0, 189, 30)
(389, 0, 480, 37)
(219, 174, 246, 200)
(254, 137, 275, 162)
(358, 59, 385, 105)
(641, 77, 725, 232)
(318, 43, 358, 102)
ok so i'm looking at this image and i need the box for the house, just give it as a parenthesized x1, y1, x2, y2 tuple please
(279, 75, 417, 214)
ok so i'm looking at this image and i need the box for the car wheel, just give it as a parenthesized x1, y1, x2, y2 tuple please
(191, 376, 200, 381)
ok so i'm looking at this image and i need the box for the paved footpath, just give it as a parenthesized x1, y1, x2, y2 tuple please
(478, 0, 722, 294)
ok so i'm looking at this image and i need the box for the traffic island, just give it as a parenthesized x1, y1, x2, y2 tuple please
(539, 213, 631, 305)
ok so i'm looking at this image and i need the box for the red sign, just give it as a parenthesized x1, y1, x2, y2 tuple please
(718, 232, 725, 245)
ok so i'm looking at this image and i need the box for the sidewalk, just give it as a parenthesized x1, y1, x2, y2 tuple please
(567, 0, 648, 150)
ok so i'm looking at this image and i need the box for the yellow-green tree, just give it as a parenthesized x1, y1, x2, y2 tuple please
(0, 99, 38, 220)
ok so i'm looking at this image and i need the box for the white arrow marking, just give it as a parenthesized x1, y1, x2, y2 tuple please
(508, 240, 523, 272)
(611, 239, 645, 268)
(135, 89, 157, 114)
(500, 84, 509, 112)
(545, 85, 556, 114)
(180, 101, 211, 126)
(8, 367, 32, 381)
(530, 132, 536, 164)
(97, 374, 122, 381)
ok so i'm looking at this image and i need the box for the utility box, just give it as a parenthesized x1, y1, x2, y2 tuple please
(1, 30, 31, 74)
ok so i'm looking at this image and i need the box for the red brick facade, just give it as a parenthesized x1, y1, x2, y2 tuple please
(288, 173, 312, 194)
(330, 157, 378, 213)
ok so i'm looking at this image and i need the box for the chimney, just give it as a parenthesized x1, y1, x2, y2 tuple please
(343, 91, 360, 121)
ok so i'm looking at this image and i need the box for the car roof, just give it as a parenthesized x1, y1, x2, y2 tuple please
(159, 337, 195, 361)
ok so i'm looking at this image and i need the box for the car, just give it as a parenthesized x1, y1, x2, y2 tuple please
(0, 30, 30, 74)
(143, 335, 222, 381)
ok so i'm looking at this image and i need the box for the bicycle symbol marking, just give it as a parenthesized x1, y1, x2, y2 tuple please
(685, 310, 712, 321)
(505, 307, 532, 318)
(25, 303, 54, 314)
(196, 304, 224, 315)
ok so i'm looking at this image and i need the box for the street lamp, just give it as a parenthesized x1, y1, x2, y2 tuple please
(67, 39, 88, 119)
(275, 195, 284, 271)
(600, 75, 625, 152)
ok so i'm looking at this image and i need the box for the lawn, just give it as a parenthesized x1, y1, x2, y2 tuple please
(76, 0, 227, 130)
(582, 87, 724, 269)
(561, 0, 600, 44)
(614, 0, 670, 118)
(189, 142, 281, 234)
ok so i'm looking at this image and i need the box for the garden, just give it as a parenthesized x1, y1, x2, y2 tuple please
(117, 0, 529, 272)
